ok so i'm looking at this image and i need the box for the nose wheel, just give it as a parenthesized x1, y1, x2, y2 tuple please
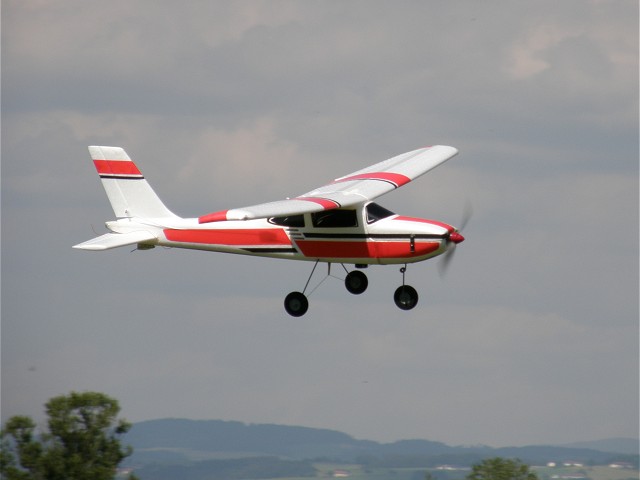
(394, 285, 418, 310)
(394, 266, 418, 311)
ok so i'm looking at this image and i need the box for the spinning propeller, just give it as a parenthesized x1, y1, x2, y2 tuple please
(439, 202, 472, 277)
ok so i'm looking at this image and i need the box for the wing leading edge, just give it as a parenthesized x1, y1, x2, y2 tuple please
(199, 145, 458, 223)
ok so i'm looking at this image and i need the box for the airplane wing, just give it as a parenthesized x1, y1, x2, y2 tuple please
(199, 145, 458, 223)
(73, 231, 157, 251)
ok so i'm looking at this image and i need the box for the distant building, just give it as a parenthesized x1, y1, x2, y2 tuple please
(609, 462, 634, 469)
(333, 470, 350, 477)
(436, 465, 468, 471)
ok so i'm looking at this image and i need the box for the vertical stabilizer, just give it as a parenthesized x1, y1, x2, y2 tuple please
(89, 146, 177, 219)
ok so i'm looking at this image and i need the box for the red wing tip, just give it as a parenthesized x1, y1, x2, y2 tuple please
(199, 210, 229, 224)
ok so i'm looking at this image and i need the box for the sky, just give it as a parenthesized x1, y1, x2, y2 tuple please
(2, 1, 638, 448)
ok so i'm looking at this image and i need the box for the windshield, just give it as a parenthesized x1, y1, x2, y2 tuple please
(366, 202, 395, 223)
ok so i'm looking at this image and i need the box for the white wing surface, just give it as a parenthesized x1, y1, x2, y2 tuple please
(73, 231, 157, 251)
(199, 145, 458, 223)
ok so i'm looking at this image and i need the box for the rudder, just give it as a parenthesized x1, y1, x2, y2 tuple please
(89, 146, 177, 219)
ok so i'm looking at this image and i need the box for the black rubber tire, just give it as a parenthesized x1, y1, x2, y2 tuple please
(345, 270, 368, 295)
(394, 285, 419, 310)
(284, 291, 309, 317)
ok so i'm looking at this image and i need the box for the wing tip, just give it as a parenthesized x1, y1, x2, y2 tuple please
(72, 244, 106, 251)
(431, 145, 459, 156)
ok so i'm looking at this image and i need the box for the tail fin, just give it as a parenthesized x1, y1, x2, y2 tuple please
(89, 146, 177, 219)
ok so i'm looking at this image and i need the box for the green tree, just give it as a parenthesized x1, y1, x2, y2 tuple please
(467, 457, 538, 480)
(1, 391, 137, 480)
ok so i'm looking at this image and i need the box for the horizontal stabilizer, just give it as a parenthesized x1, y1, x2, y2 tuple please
(73, 231, 157, 251)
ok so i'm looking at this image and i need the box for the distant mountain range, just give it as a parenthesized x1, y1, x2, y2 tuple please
(123, 418, 639, 469)
(560, 438, 639, 455)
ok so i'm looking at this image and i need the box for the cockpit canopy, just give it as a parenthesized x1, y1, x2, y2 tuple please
(269, 202, 395, 228)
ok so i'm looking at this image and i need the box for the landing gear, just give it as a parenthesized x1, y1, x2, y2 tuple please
(284, 261, 320, 317)
(394, 285, 418, 310)
(284, 291, 308, 317)
(284, 262, 369, 317)
(345, 270, 368, 295)
(394, 265, 418, 311)
(284, 262, 419, 315)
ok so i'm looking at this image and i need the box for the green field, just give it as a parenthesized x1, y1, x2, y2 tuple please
(261, 464, 640, 480)
(533, 465, 639, 480)
(118, 460, 639, 480)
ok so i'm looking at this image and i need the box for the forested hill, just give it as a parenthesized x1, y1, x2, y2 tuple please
(124, 418, 638, 467)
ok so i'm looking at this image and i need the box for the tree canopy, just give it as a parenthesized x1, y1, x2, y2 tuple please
(1, 391, 136, 480)
(466, 457, 538, 480)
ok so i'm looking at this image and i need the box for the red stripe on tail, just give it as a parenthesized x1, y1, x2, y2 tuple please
(94, 160, 143, 177)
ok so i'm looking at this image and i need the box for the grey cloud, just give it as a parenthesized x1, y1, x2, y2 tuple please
(2, 0, 637, 447)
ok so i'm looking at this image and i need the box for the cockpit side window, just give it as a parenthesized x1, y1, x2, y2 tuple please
(311, 209, 358, 228)
(269, 214, 305, 227)
(366, 202, 395, 223)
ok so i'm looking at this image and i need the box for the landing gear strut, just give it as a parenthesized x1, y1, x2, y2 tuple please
(284, 262, 370, 317)
(285, 262, 419, 315)
(394, 265, 418, 311)
(284, 261, 319, 317)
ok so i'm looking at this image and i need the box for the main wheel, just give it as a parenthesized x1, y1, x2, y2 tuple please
(345, 270, 368, 295)
(394, 285, 418, 310)
(284, 291, 309, 317)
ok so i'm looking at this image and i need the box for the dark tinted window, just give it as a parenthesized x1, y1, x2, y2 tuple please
(269, 215, 305, 227)
(366, 202, 395, 223)
(312, 209, 358, 228)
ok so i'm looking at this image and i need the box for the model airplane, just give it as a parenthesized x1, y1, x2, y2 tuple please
(74, 145, 464, 316)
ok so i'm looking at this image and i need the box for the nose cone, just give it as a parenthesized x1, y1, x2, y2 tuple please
(450, 232, 465, 244)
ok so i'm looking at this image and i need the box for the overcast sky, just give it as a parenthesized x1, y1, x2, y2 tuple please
(2, 1, 638, 448)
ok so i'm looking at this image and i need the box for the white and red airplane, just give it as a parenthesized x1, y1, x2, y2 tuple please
(74, 145, 465, 316)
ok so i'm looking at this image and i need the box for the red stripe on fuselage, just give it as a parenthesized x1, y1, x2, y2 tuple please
(374, 241, 440, 258)
(294, 239, 440, 259)
(164, 228, 291, 246)
(94, 160, 143, 177)
(295, 240, 374, 258)
(334, 172, 411, 187)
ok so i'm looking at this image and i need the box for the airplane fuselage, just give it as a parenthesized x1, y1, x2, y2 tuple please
(107, 202, 458, 265)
